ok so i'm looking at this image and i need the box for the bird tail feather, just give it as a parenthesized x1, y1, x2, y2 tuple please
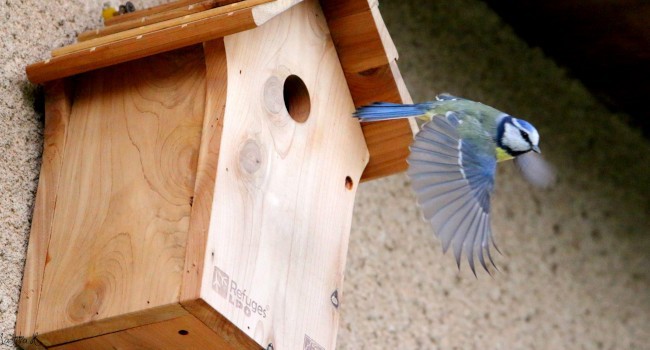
(353, 102, 434, 122)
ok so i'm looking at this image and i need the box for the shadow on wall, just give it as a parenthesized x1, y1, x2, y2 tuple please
(339, 0, 650, 349)
(482, 0, 650, 138)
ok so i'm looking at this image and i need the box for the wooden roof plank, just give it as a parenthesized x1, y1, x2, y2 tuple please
(322, 0, 415, 180)
(28, 0, 413, 181)
(103, 0, 199, 26)
(26, 8, 256, 84)
(79, 0, 244, 42)
(53, 0, 272, 57)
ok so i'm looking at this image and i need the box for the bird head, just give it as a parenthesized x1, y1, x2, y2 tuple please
(497, 116, 540, 156)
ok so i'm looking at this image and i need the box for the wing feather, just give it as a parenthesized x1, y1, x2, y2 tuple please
(435, 191, 476, 252)
(408, 116, 498, 273)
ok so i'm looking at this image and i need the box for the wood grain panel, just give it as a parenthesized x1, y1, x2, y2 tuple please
(51, 314, 236, 350)
(15, 79, 72, 350)
(324, 3, 397, 74)
(181, 39, 228, 303)
(53, 0, 271, 57)
(183, 299, 261, 349)
(79, 0, 244, 42)
(322, 0, 415, 180)
(198, 1, 368, 348)
(26, 8, 256, 84)
(34, 46, 206, 338)
(104, 0, 199, 26)
(38, 304, 188, 347)
(344, 61, 414, 181)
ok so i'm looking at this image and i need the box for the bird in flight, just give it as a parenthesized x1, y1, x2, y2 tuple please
(354, 94, 555, 274)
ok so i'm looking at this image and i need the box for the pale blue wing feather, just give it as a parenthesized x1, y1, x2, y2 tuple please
(407, 117, 497, 273)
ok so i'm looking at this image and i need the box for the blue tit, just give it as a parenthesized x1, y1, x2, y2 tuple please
(354, 94, 555, 274)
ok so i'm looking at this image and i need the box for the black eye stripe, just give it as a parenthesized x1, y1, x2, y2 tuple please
(520, 130, 531, 144)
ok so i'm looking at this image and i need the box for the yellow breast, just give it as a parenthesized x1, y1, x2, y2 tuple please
(496, 147, 514, 162)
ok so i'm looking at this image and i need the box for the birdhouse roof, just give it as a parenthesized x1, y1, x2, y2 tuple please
(26, 0, 415, 180)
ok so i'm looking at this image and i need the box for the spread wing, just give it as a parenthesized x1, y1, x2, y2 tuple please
(407, 116, 499, 274)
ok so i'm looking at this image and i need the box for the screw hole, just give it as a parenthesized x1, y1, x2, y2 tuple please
(283, 75, 311, 123)
(345, 176, 353, 190)
(331, 289, 339, 308)
(178, 330, 189, 335)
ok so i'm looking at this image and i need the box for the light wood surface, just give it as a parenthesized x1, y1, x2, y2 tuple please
(33, 46, 206, 339)
(25, 7, 255, 84)
(183, 299, 261, 349)
(103, 0, 198, 26)
(26, 0, 413, 181)
(347, 61, 415, 181)
(324, 1, 397, 74)
(53, 0, 271, 57)
(38, 304, 188, 347)
(50, 314, 241, 350)
(17, 1, 415, 348)
(250, 0, 303, 25)
(79, 0, 244, 42)
(15, 80, 72, 350)
(197, 1, 368, 349)
(181, 39, 228, 303)
(323, 0, 415, 180)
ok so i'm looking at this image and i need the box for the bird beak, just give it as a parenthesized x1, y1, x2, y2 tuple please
(532, 145, 541, 154)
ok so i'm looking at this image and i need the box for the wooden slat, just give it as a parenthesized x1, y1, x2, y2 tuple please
(79, 0, 243, 42)
(344, 61, 415, 181)
(360, 118, 414, 181)
(38, 305, 188, 347)
(51, 314, 240, 350)
(197, 1, 368, 348)
(182, 299, 261, 349)
(322, 0, 415, 180)
(181, 39, 228, 303)
(26, 8, 255, 84)
(249, 0, 302, 25)
(344, 62, 409, 107)
(323, 1, 397, 73)
(103, 0, 198, 26)
(15, 79, 72, 350)
(319, 0, 376, 18)
(33, 46, 206, 338)
(54, 0, 271, 57)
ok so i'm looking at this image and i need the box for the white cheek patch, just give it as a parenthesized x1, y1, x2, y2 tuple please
(503, 123, 530, 151)
(529, 130, 540, 146)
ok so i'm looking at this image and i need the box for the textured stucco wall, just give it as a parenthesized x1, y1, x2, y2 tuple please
(1, 1, 649, 349)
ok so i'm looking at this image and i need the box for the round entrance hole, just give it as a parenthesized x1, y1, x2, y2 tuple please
(283, 75, 311, 123)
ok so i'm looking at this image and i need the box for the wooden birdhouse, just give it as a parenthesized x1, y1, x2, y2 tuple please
(16, 0, 414, 349)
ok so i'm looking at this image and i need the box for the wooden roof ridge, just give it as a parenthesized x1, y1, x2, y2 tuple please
(26, 0, 416, 180)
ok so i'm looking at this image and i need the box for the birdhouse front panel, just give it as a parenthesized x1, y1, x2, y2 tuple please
(190, 1, 368, 348)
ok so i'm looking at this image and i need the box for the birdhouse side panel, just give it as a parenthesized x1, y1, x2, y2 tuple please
(15, 79, 73, 348)
(33, 45, 206, 338)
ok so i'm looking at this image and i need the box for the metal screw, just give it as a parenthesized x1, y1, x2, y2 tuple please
(331, 290, 339, 308)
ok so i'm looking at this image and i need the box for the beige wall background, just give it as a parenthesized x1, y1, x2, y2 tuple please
(1, 1, 649, 349)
